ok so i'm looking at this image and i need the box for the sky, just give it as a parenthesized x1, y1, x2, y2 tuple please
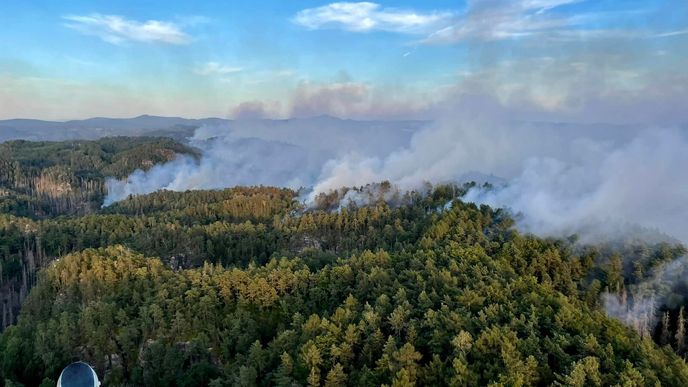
(0, 0, 686, 121)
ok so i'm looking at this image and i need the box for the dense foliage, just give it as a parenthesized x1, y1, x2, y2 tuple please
(1, 183, 688, 386)
(1, 139, 687, 385)
(0, 137, 197, 218)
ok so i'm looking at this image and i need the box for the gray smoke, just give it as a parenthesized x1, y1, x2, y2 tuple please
(463, 127, 688, 243)
(603, 257, 688, 336)
(309, 117, 688, 243)
(105, 115, 688, 244)
(103, 117, 422, 206)
(104, 130, 326, 206)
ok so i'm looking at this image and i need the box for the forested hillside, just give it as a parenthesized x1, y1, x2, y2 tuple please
(0, 137, 198, 341)
(0, 137, 197, 218)
(0, 184, 456, 335)
(1, 174, 688, 385)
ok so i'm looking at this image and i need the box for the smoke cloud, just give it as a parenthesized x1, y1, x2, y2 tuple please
(104, 131, 326, 206)
(103, 117, 421, 206)
(603, 257, 688, 336)
(105, 112, 688, 245)
(308, 117, 688, 243)
(463, 127, 688, 243)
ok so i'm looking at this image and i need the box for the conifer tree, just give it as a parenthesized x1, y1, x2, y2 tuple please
(676, 307, 686, 354)
(661, 311, 671, 346)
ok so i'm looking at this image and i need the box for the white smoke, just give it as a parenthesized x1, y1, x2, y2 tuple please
(104, 130, 327, 206)
(307, 120, 567, 201)
(602, 292, 657, 338)
(103, 117, 420, 206)
(308, 117, 688, 243)
(464, 127, 688, 243)
(105, 114, 688, 244)
(603, 257, 688, 336)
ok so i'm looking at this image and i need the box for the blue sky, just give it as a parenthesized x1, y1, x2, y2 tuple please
(0, 0, 686, 120)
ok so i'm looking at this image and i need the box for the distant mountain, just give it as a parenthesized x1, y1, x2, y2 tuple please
(0, 115, 227, 142)
(0, 115, 429, 151)
(64, 115, 226, 130)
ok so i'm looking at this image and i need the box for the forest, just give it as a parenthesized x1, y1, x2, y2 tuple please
(0, 137, 197, 218)
(1, 138, 688, 386)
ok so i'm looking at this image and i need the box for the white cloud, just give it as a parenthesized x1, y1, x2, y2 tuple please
(294, 1, 685, 45)
(424, 0, 583, 43)
(655, 29, 688, 38)
(522, 0, 583, 13)
(193, 62, 243, 76)
(293, 2, 453, 34)
(63, 14, 190, 45)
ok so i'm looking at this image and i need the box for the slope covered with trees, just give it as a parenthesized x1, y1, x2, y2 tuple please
(0, 184, 460, 334)
(0, 137, 197, 218)
(0, 137, 198, 337)
(1, 182, 688, 385)
(1, 139, 687, 386)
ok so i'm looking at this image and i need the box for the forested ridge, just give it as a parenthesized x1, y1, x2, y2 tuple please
(1, 141, 688, 385)
(0, 137, 199, 346)
(0, 137, 197, 218)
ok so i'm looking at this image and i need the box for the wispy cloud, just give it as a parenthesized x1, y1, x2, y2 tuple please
(523, 0, 583, 13)
(425, 0, 583, 43)
(526, 27, 688, 42)
(655, 29, 688, 38)
(294, 1, 686, 45)
(193, 62, 243, 76)
(423, 1, 688, 44)
(293, 2, 453, 34)
(63, 14, 190, 45)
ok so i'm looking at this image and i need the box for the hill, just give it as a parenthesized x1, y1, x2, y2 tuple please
(0, 137, 198, 218)
(0, 183, 687, 386)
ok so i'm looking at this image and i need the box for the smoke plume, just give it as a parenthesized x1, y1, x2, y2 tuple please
(309, 118, 688, 243)
(104, 131, 325, 206)
(103, 117, 420, 206)
(603, 257, 688, 337)
(105, 115, 688, 244)
(463, 127, 688, 243)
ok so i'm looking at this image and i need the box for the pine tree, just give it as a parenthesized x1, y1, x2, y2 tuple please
(607, 253, 623, 292)
(390, 368, 414, 387)
(676, 307, 686, 354)
(451, 331, 473, 354)
(661, 311, 671, 346)
(451, 357, 473, 387)
(274, 352, 295, 387)
(617, 360, 645, 386)
(393, 343, 422, 383)
(324, 363, 347, 387)
(307, 367, 320, 387)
